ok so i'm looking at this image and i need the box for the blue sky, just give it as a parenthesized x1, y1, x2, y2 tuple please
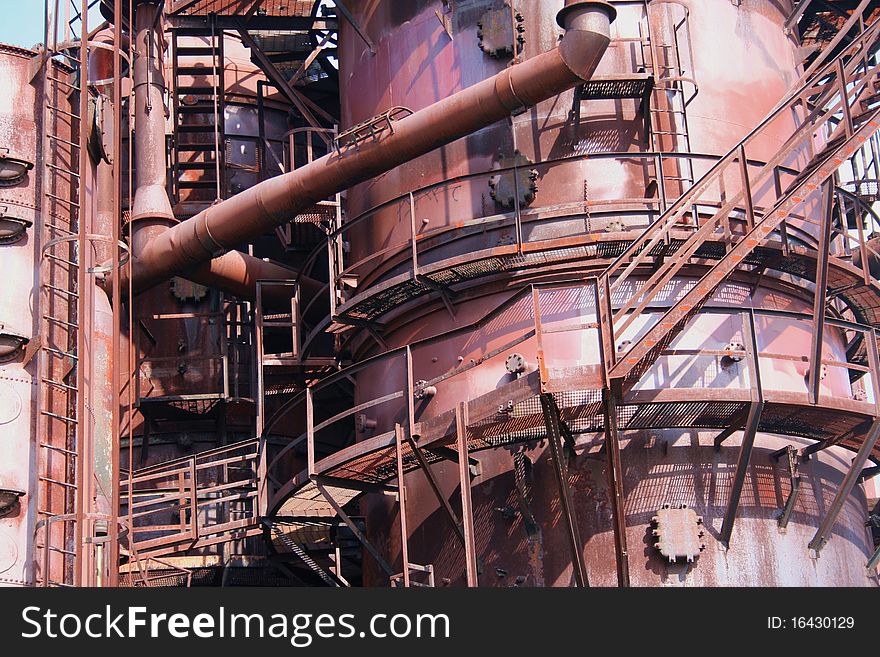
(0, 1, 104, 50)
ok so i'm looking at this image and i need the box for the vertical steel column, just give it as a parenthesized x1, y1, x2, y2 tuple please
(314, 480, 395, 579)
(108, 0, 123, 588)
(738, 145, 755, 230)
(774, 445, 801, 530)
(254, 283, 268, 515)
(596, 277, 616, 383)
(405, 435, 466, 548)
(808, 420, 880, 554)
(720, 311, 765, 547)
(72, 0, 90, 587)
(540, 393, 589, 587)
(808, 181, 833, 404)
(455, 402, 479, 587)
(394, 424, 410, 587)
(601, 388, 629, 587)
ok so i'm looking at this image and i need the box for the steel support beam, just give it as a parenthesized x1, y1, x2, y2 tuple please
(333, 0, 376, 55)
(455, 402, 479, 587)
(108, 0, 123, 589)
(785, 0, 814, 32)
(233, 22, 332, 136)
(314, 480, 395, 578)
(168, 0, 201, 14)
(719, 400, 764, 547)
(808, 181, 834, 404)
(405, 435, 466, 548)
(808, 419, 880, 554)
(601, 388, 629, 587)
(394, 424, 410, 587)
(773, 445, 801, 529)
(540, 393, 589, 587)
(720, 311, 765, 547)
(168, 14, 337, 31)
(802, 419, 872, 458)
(713, 406, 750, 450)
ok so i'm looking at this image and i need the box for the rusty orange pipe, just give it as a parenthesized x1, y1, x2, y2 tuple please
(125, 0, 616, 296)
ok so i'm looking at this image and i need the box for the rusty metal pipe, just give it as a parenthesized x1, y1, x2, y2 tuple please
(188, 252, 326, 308)
(130, 0, 174, 224)
(126, 0, 616, 294)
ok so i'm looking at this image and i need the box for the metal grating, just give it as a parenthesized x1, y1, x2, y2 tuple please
(578, 75, 654, 101)
(306, 386, 880, 492)
(173, 0, 316, 15)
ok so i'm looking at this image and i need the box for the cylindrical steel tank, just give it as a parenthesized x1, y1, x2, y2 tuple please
(0, 43, 95, 586)
(0, 44, 42, 586)
(336, 0, 877, 586)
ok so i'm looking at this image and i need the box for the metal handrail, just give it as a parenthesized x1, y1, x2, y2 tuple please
(264, 276, 880, 504)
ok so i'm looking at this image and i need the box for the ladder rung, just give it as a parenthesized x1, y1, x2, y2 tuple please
(180, 85, 219, 95)
(177, 161, 217, 170)
(40, 410, 78, 423)
(175, 143, 218, 152)
(46, 162, 81, 178)
(46, 75, 80, 91)
(43, 347, 78, 360)
(47, 104, 79, 119)
(177, 124, 218, 133)
(177, 66, 221, 76)
(175, 46, 217, 56)
(45, 254, 79, 268)
(40, 442, 78, 456)
(48, 546, 77, 556)
(47, 133, 81, 149)
(41, 378, 78, 392)
(45, 192, 81, 208)
(43, 315, 79, 329)
(45, 222, 75, 235)
(44, 284, 79, 298)
(39, 476, 78, 488)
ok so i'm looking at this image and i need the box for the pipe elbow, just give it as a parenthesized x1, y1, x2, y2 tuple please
(557, 0, 616, 81)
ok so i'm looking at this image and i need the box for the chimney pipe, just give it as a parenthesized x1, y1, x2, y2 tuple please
(130, 0, 174, 226)
(124, 0, 616, 296)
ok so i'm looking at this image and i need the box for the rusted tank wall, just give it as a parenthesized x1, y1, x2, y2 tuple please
(0, 45, 50, 586)
(365, 430, 875, 587)
(338, 0, 806, 292)
(336, 1, 875, 586)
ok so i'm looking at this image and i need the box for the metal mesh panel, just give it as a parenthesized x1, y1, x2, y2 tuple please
(174, 0, 315, 15)
(579, 77, 652, 100)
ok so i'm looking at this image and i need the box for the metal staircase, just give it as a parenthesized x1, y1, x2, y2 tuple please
(268, 522, 344, 587)
(597, 17, 880, 391)
(170, 17, 226, 207)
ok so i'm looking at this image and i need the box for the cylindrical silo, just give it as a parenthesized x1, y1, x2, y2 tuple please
(334, 0, 878, 587)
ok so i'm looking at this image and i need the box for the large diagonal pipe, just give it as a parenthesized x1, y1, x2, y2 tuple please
(100, 1, 311, 303)
(122, 0, 616, 296)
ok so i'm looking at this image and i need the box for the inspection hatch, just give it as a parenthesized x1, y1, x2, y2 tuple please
(651, 503, 706, 563)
